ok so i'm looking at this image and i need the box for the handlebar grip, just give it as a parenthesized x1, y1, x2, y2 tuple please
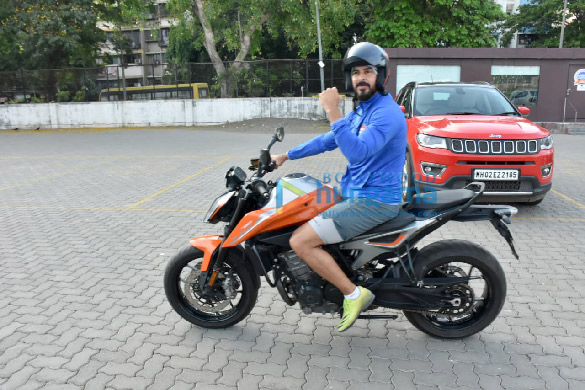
(252, 180, 270, 199)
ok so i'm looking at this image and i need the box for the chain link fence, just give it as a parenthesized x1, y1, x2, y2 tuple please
(0, 59, 346, 103)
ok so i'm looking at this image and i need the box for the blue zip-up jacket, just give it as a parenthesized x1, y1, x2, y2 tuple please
(287, 92, 407, 204)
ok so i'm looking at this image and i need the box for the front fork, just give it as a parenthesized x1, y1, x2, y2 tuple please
(194, 189, 251, 290)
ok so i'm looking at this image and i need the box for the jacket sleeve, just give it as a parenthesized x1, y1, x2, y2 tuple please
(331, 106, 400, 165)
(287, 131, 338, 160)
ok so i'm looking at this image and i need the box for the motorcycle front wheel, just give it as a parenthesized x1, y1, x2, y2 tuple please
(164, 246, 258, 328)
(403, 239, 507, 339)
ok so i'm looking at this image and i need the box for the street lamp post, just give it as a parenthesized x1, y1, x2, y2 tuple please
(315, 0, 325, 92)
(559, 0, 568, 48)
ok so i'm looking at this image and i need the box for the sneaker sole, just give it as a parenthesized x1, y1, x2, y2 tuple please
(338, 293, 376, 332)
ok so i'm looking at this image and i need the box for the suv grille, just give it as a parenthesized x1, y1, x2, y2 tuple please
(450, 139, 539, 155)
(462, 180, 533, 192)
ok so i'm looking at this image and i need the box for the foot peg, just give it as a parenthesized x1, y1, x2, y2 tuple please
(357, 314, 399, 320)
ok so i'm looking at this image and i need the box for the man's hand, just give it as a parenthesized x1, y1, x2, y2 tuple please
(319, 87, 343, 124)
(272, 154, 288, 167)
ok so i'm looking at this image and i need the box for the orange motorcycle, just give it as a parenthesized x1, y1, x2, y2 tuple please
(164, 128, 519, 338)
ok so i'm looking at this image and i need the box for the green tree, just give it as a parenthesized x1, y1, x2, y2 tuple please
(501, 0, 585, 48)
(166, 0, 360, 97)
(364, 0, 505, 48)
(0, 0, 104, 71)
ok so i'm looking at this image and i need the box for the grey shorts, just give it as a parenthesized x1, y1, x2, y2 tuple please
(308, 198, 401, 244)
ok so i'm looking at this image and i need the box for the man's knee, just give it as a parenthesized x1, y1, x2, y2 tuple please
(289, 225, 320, 255)
(289, 229, 305, 253)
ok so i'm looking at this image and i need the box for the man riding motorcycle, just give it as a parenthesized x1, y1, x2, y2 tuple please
(272, 42, 407, 331)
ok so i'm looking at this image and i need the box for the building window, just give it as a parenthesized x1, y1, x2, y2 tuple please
(396, 65, 461, 95)
(491, 65, 540, 106)
(144, 30, 157, 42)
(159, 28, 170, 47)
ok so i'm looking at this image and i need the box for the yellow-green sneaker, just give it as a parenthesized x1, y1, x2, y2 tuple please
(338, 286, 375, 332)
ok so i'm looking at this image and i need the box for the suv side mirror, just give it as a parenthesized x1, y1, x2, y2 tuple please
(517, 106, 530, 116)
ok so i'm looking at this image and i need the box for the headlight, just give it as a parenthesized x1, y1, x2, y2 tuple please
(540, 135, 553, 150)
(416, 134, 448, 149)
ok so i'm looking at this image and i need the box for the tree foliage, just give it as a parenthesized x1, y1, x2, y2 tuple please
(166, 0, 360, 96)
(0, 0, 104, 70)
(364, 0, 505, 48)
(0, 0, 152, 71)
(501, 0, 585, 48)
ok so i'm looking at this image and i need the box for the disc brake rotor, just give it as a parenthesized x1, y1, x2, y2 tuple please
(183, 265, 229, 313)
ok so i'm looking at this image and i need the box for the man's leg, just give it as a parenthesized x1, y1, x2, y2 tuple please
(289, 222, 374, 332)
(289, 223, 355, 295)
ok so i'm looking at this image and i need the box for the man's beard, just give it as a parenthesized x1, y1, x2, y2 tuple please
(354, 82, 376, 101)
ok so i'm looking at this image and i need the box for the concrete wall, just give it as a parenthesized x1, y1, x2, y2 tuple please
(0, 97, 354, 130)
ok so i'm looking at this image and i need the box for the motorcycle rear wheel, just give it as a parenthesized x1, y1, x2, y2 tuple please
(164, 246, 258, 328)
(403, 239, 506, 339)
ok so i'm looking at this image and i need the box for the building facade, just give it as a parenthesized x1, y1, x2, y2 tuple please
(387, 48, 585, 123)
(97, 0, 172, 88)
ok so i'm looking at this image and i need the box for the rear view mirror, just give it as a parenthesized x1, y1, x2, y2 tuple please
(400, 106, 406, 113)
(275, 127, 284, 142)
(517, 106, 530, 116)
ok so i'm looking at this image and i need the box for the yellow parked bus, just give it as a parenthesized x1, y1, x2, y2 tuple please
(99, 83, 209, 101)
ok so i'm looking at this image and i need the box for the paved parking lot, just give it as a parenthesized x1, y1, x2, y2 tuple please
(1, 120, 585, 390)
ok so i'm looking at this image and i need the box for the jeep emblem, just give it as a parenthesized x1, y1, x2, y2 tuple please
(490, 134, 502, 138)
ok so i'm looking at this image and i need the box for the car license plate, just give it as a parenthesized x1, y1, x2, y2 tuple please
(473, 169, 519, 181)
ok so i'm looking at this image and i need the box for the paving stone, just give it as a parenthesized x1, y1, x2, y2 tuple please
(328, 367, 370, 382)
(536, 366, 569, 390)
(85, 373, 114, 390)
(230, 350, 269, 364)
(99, 361, 142, 377)
(303, 365, 328, 390)
(391, 358, 432, 373)
(500, 375, 546, 389)
(216, 360, 246, 386)
(176, 368, 222, 386)
(237, 374, 262, 390)
(413, 371, 457, 387)
(136, 354, 171, 378)
(146, 367, 181, 390)
(243, 362, 285, 377)
(391, 370, 417, 390)
(203, 348, 233, 372)
(108, 375, 153, 390)
(32, 367, 75, 383)
(368, 357, 392, 382)
(1, 366, 41, 390)
(68, 359, 108, 386)
(284, 354, 310, 379)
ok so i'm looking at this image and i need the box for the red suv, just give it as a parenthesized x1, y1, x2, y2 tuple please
(396, 82, 553, 205)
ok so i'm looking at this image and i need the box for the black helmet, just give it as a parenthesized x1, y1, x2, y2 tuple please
(343, 42, 389, 93)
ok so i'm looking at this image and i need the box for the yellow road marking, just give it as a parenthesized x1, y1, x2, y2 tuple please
(127, 157, 233, 209)
(551, 189, 585, 209)
(0, 158, 120, 191)
(0, 205, 206, 213)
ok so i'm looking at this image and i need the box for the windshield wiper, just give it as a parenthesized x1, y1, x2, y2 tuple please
(445, 112, 478, 115)
(491, 111, 519, 116)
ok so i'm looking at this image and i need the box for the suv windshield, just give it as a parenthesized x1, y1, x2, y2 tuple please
(413, 85, 518, 116)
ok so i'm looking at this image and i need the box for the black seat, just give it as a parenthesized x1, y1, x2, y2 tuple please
(408, 189, 475, 211)
(360, 212, 416, 236)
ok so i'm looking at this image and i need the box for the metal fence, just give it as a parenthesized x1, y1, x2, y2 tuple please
(0, 59, 346, 103)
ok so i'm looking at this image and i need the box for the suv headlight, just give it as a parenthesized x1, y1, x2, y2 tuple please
(540, 135, 553, 150)
(416, 134, 448, 149)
